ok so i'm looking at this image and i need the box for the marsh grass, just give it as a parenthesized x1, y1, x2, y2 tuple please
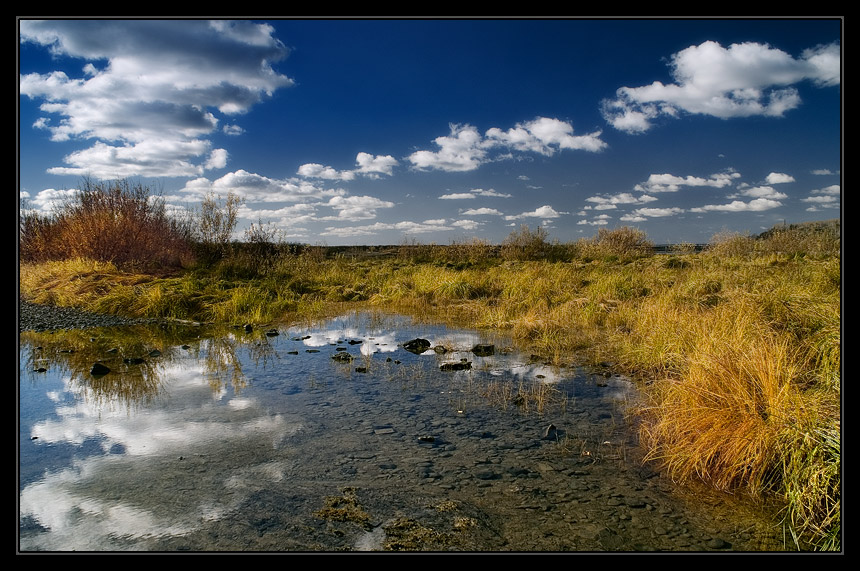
(18, 220, 840, 550)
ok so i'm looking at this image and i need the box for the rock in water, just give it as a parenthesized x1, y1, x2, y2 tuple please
(440, 361, 472, 372)
(471, 344, 495, 356)
(402, 338, 431, 354)
(90, 363, 111, 377)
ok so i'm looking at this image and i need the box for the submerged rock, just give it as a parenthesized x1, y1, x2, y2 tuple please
(90, 362, 111, 376)
(471, 343, 495, 357)
(440, 361, 472, 372)
(402, 338, 431, 354)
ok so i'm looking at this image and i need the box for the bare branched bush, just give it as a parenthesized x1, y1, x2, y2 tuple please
(194, 191, 243, 264)
(581, 226, 653, 261)
(19, 179, 193, 269)
(500, 225, 550, 261)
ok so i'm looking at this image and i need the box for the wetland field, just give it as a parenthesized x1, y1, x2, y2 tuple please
(19, 183, 841, 552)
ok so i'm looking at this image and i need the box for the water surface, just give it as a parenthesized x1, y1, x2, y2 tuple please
(19, 311, 783, 552)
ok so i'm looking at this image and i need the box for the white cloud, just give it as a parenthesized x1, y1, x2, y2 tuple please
(811, 184, 840, 195)
(690, 198, 782, 212)
(298, 152, 399, 181)
(408, 123, 487, 172)
(730, 185, 787, 200)
(19, 20, 293, 179)
(297, 163, 356, 181)
(578, 214, 612, 226)
(439, 193, 476, 200)
(504, 205, 565, 220)
(325, 195, 395, 221)
(26, 187, 81, 212)
(801, 184, 840, 211)
(632, 206, 685, 217)
(354, 152, 398, 177)
(460, 207, 503, 216)
(585, 192, 658, 210)
(634, 171, 741, 193)
(179, 169, 345, 204)
(602, 40, 840, 133)
(440, 188, 512, 200)
(408, 117, 606, 172)
(484, 117, 607, 155)
(321, 220, 454, 238)
(451, 219, 481, 230)
(765, 172, 795, 184)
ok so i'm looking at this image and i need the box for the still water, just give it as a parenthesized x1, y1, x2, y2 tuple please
(19, 310, 784, 552)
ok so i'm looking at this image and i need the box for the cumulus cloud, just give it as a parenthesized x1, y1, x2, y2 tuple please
(460, 207, 503, 216)
(585, 192, 658, 210)
(298, 152, 398, 181)
(602, 40, 840, 133)
(408, 117, 606, 172)
(730, 185, 787, 200)
(504, 205, 565, 220)
(631, 206, 686, 218)
(439, 188, 511, 200)
(634, 171, 741, 193)
(321, 219, 454, 238)
(802, 184, 840, 211)
(324, 195, 395, 221)
(690, 198, 782, 212)
(578, 214, 612, 226)
(179, 169, 345, 203)
(19, 20, 293, 178)
(765, 172, 795, 184)
(24, 187, 81, 213)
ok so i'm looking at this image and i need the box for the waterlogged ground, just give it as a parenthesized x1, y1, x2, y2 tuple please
(19, 311, 786, 552)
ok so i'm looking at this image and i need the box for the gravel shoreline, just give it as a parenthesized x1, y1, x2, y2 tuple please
(18, 300, 159, 332)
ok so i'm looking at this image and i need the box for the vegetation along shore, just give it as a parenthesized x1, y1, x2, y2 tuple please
(19, 180, 841, 550)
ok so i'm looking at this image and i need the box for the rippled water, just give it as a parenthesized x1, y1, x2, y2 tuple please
(19, 310, 784, 552)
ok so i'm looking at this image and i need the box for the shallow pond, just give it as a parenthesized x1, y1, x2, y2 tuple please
(19, 310, 785, 552)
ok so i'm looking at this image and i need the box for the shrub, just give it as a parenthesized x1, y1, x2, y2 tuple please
(19, 179, 193, 269)
(500, 225, 551, 261)
(581, 226, 653, 261)
(193, 191, 243, 264)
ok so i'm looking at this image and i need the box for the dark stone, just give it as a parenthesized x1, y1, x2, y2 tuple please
(331, 352, 354, 362)
(90, 362, 111, 376)
(440, 361, 472, 372)
(471, 343, 495, 356)
(123, 357, 145, 365)
(402, 338, 431, 354)
(148, 349, 161, 357)
(265, 329, 279, 337)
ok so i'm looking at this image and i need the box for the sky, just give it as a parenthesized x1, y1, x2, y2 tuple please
(18, 17, 842, 246)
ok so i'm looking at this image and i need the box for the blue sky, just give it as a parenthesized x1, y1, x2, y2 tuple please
(18, 18, 841, 245)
